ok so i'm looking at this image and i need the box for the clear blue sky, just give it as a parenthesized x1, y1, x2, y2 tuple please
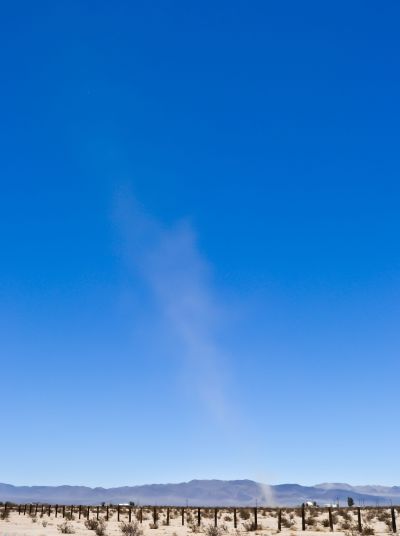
(1, 1, 400, 488)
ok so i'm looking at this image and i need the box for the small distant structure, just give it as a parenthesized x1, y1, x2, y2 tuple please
(323, 503, 339, 508)
(305, 501, 318, 507)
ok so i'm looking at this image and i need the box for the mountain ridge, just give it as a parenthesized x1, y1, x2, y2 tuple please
(1, 480, 399, 507)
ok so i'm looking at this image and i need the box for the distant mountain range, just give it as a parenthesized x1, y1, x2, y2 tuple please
(1, 480, 399, 506)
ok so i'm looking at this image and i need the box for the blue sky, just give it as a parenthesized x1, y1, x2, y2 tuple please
(1, 1, 400, 488)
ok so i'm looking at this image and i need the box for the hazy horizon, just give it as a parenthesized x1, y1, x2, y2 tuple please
(2, 480, 400, 490)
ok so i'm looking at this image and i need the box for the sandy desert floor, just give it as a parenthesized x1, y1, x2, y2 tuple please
(0, 508, 397, 536)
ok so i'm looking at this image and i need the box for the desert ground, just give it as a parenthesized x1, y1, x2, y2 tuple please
(0, 507, 397, 536)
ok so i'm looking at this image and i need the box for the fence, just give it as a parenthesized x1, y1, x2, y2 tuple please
(1, 503, 399, 532)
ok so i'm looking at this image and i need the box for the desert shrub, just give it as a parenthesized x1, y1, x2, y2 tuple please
(86, 519, 100, 530)
(29, 512, 38, 524)
(42, 520, 48, 527)
(58, 521, 75, 534)
(281, 515, 296, 528)
(85, 517, 107, 534)
(244, 522, 262, 531)
(96, 523, 107, 536)
(344, 523, 374, 536)
(341, 511, 352, 522)
(362, 525, 375, 535)
(341, 521, 353, 531)
(120, 521, 144, 536)
(344, 526, 358, 536)
(92, 521, 107, 536)
(239, 510, 250, 520)
(322, 518, 330, 527)
(204, 526, 224, 536)
(224, 515, 232, 522)
(189, 523, 202, 533)
(1, 508, 10, 520)
(149, 523, 158, 529)
(387, 520, 395, 532)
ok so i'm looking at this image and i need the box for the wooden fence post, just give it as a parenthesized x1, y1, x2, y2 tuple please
(87, 506, 90, 520)
(118, 505, 120, 522)
(166, 508, 170, 526)
(55, 504, 58, 517)
(198, 508, 201, 526)
(63, 505, 65, 518)
(71, 506, 74, 518)
(391, 507, 397, 533)
(214, 508, 218, 527)
(79, 505, 82, 519)
(234, 508, 237, 529)
(153, 507, 157, 524)
(48, 505, 51, 517)
(254, 507, 258, 528)
(106, 505, 109, 521)
(29, 504, 32, 515)
(35, 504, 38, 516)
(329, 508, 333, 531)
(41, 504, 44, 516)
(278, 509, 282, 532)
(357, 508, 362, 533)
(182, 507, 185, 525)
(301, 504, 306, 531)
(18, 504, 21, 515)
(140, 507, 143, 523)
(96, 506, 99, 520)
(24, 504, 27, 515)
(129, 507, 132, 523)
